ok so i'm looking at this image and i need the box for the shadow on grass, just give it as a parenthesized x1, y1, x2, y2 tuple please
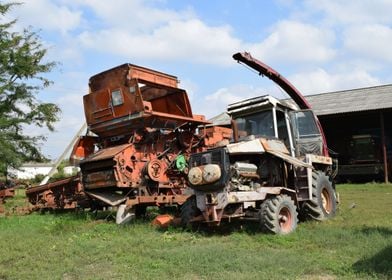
(159, 219, 266, 237)
(36, 208, 270, 237)
(39, 208, 117, 222)
(353, 245, 392, 278)
(41, 206, 178, 224)
(355, 226, 392, 236)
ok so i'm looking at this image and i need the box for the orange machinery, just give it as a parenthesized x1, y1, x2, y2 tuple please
(26, 63, 231, 220)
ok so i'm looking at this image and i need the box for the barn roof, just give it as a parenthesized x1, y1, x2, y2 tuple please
(207, 112, 231, 126)
(305, 84, 392, 116)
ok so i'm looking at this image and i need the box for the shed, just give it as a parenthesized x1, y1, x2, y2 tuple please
(306, 84, 392, 182)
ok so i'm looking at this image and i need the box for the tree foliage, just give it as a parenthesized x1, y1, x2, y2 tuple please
(0, 2, 60, 176)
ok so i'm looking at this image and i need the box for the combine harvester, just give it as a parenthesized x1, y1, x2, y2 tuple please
(26, 64, 231, 223)
(27, 53, 338, 233)
(181, 52, 338, 234)
(0, 181, 16, 214)
(0, 182, 15, 204)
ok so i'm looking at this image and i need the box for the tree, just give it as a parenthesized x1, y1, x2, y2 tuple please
(0, 2, 61, 177)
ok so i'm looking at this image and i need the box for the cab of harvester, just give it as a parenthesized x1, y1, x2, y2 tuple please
(181, 53, 338, 234)
(228, 95, 324, 158)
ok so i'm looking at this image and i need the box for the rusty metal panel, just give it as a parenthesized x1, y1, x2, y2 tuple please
(82, 143, 130, 163)
(0, 188, 15, 202)
(128, 64, 178, 88)
(226, 139, 265, 154)
(83, 85, 145, 132)
(84, 63, 209, 139)
(70, 135, 97, 164)
(85, 190, 126, 206)
(258, 137, 312, 167)
(126, 194, 189, 207)
(26, 177, 76, 195)
(307, 154, 332, 165)
(268, 149, 312, 168)
(26, 176, 88, 209)
(260, 138, 290, 154)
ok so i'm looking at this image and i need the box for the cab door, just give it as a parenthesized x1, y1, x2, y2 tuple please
(289, 110, 323, 157)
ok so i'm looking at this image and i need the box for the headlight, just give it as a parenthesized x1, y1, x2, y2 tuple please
(202, 164, 221, 183)
(188, 167, 202, 185)
(188, 164, 221, 185)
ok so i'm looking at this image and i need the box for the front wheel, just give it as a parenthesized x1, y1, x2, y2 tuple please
(259, 194, 298, 234)
(302, 171, 337, 221)
(180, 196, 200, 229)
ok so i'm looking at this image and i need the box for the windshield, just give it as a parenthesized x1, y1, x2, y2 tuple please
(290, 110, 320, 138)
(235, 110, 274, 138)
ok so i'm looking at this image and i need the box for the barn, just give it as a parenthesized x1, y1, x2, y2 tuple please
(307, 84, 392, 183)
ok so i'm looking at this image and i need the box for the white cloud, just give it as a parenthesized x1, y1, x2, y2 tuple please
(10, 1, 338, 67)
(301, 0, 392, 70)
(12, 0, 82, 34)
(78, 18, 337, 66)
(193, 85, 269, 118)
(248, 20, 336, 64)
(73, 0, 193, 32)
(178, 79, 198, 104)
(49, 39, 85, 65)
(57, 93, 86, 110)
(289, 68, 380, 94)
(78, 19, 242, 65)
(344, 24, 392, 62)
(35, 95, 85, 159)
(305, 0, 392, 25)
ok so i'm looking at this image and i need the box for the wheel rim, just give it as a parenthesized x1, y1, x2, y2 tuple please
(321, 188, 332, 214)
(278, 206, 293, 233)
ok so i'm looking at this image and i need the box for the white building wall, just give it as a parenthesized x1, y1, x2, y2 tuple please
(8, 164, 80, 180)
(8, 166, 54, 180)
(63, 166, 80, 175)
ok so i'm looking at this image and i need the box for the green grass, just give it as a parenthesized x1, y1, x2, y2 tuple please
(1, 184, 392, 279)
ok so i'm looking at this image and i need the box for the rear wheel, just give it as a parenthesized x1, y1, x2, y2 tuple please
(259, 194, 298, 234)
(302, 171, 336, 221)
(135, 205, 147, 218)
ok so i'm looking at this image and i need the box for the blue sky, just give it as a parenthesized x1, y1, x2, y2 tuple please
(6, 0, 392, 159)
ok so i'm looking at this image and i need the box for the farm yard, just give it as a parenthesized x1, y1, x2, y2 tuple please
(2, 2, 392, 280)
(1, 183, 391, 280)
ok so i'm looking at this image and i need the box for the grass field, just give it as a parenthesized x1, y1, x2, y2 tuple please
(1, 184, 392, 280)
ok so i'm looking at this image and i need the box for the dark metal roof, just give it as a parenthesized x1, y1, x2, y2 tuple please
(207, 112, 231, 126)
(305, 84, 392, 116)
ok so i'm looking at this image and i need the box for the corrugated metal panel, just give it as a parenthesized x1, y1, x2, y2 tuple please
(207, 112, 231, 126)
(305, 84, 392, 116)
(82, 143, 130, 162)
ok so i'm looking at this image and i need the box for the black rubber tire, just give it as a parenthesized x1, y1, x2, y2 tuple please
(180, 196, 200, 229)
(302, 170, 337, 221)
(135, 205, 147, 218)
(259, 194, 298, 235)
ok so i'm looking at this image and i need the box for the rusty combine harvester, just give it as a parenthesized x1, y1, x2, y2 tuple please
(26, 64, 231, 223)
(26, 176, 86, 210)
(0, 181, 15, 214)
(181, 52, 338, 234)
(0, 185, 15, 204)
